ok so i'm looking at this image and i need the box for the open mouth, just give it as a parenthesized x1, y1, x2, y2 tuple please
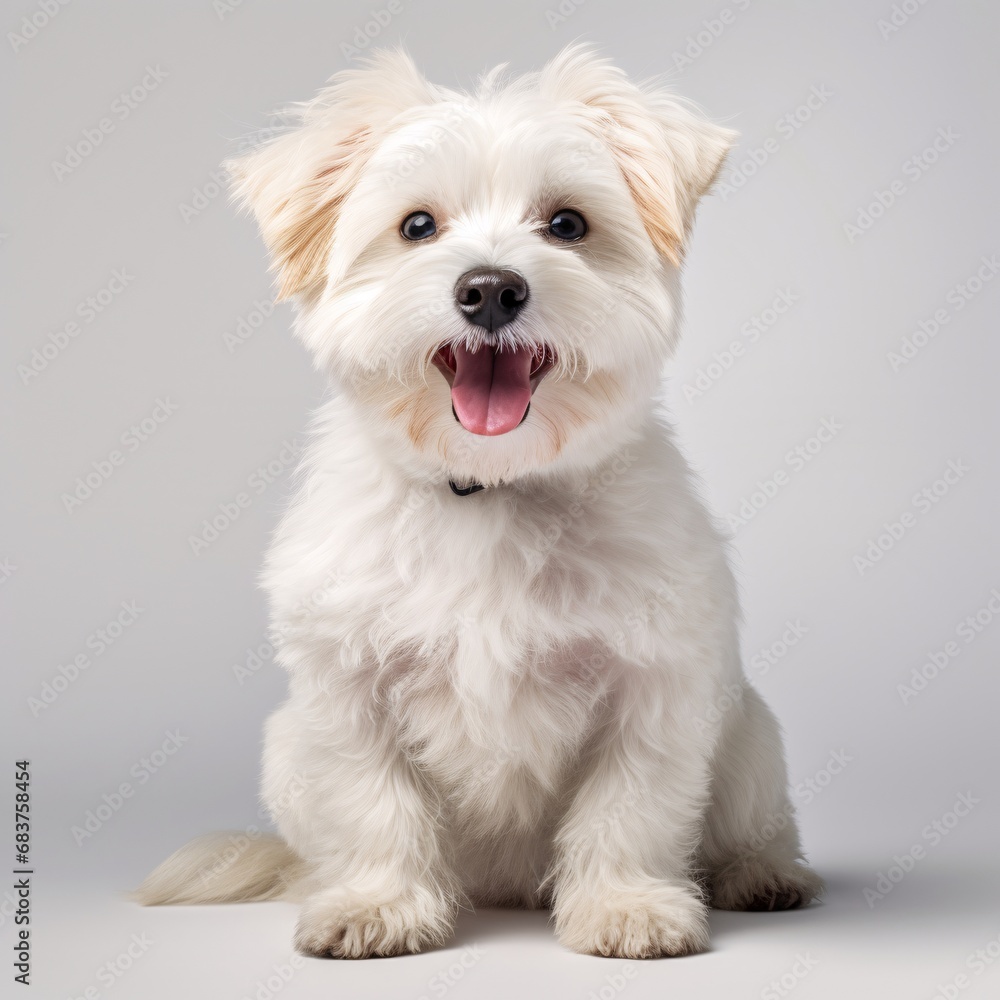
(432, 342, 555, 436)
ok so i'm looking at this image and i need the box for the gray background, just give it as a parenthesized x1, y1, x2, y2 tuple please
(3, 1, 998, 997)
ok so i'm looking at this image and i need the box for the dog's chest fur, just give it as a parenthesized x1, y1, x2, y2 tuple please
(387, 652, 604, 830)
(268, 421, 717, 827)
(365, 484, 637, 818)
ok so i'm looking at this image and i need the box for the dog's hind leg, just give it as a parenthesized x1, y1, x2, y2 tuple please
(701, 683, 824, 911)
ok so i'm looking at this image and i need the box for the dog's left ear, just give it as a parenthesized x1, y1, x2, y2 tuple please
(541, 45, 737, 266)
(227, 49, 439, 300)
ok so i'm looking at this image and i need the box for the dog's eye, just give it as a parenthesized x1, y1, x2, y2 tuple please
(548, 209, 587, 241)
(401, 211, 437, 241)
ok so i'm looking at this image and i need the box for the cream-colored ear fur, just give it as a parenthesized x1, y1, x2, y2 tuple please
(540, 44, 737, 266)
(226, 49, 440, 300)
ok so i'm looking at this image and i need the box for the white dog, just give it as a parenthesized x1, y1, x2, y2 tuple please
(139, 45, 822, 958)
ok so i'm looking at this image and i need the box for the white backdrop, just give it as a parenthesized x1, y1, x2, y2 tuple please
(3, 1, 998, 998)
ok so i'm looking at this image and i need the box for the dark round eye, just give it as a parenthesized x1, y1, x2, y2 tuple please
(401, 211, 436, 241)
(548, 209, 587, 241)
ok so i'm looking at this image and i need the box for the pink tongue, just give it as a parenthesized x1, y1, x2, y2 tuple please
(451, 344, 534, 436)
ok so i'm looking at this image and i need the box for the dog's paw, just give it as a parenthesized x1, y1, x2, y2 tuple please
(710, 853, 824, 911)
(555, 880, 710, 958)
(294, 884, 455, 958)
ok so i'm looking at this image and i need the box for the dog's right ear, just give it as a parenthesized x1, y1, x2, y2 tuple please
(226, 49, 438, 301)
(541, 45, 736, 268)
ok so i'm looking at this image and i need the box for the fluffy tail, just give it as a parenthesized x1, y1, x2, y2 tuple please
(134, 832, 305, 905)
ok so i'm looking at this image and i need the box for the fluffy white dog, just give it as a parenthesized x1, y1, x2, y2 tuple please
(139, 45, 822, 958)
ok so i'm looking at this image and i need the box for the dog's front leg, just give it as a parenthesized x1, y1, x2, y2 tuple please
(268, 699, 457, 958)
(550, 676, 715, 958)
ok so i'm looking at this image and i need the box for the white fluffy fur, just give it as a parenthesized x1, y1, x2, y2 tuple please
(138, 45, 822, 958)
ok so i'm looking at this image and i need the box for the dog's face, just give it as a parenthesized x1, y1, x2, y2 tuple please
(230, 46, 734, 486)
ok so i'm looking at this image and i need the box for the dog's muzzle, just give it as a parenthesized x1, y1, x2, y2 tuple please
(431, 268, 553, 437)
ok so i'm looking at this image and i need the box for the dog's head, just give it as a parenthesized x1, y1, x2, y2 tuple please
(229, 46, 734, 486)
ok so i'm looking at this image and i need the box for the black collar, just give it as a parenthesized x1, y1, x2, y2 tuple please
(449, 479, 486, 496)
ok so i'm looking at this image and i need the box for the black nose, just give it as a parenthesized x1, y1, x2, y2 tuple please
(454, 268, 528, 331)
